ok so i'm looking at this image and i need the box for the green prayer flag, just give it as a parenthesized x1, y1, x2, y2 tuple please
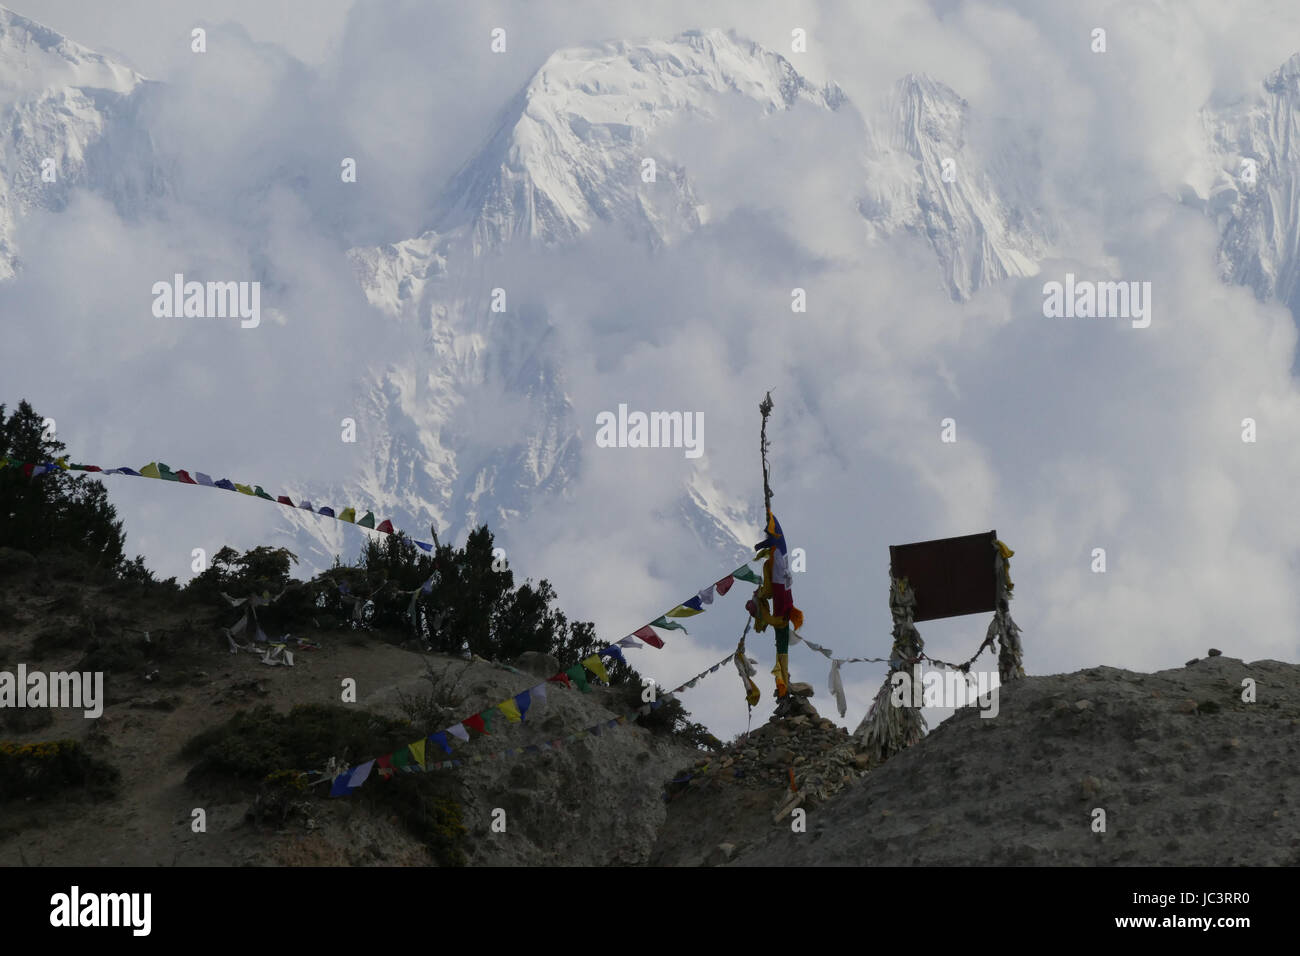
(157, 462, 181, 481)
(650, 616, 686, 631)
(253, 486, 275, 501)
(392, 746, 411, 769)
(480, 708, 495, 732)
(733, 565, 762, 585)
(566, 664, 591, 692)
(357, 511, 376, 529)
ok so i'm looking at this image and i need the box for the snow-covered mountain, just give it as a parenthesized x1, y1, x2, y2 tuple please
(319, 32, 1060, 568)
(0, 6, 157, 278)
(5, 8, 1300, 574)
(316, 30, 852, 566)
(1189, 53, 1300, 322)
(858, 73, 1052, 300)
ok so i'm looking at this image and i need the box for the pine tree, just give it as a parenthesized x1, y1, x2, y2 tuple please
(0, 399, 126, 572)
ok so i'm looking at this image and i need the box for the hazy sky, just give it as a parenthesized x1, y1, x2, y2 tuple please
(5, 0, 1300, 740)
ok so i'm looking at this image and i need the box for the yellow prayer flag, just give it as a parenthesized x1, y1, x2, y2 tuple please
(582, 654, 609, 684)
(139, 462, 161, 479)
(339, 507, 357, 523)
(498, 700, 522, 723)
(409, 740, 426, 769)
(234, 483, 254, 495)
(666, 605, 704, 618)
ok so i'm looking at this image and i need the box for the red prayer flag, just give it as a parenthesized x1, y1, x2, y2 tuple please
(176, 470, 198, 484)
(547, 672, 572, 687)
(376, 519, 395, 534)
(276, 495, 294, 506)
(714, 575, 734, 596)
(632, 625, 664, 648)
(376, 755, 395, 779)
(463, 714, 487, 735)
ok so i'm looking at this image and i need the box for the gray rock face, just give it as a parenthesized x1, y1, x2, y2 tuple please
(730, 657, 1300, 866)
(514, 651, 560, 679)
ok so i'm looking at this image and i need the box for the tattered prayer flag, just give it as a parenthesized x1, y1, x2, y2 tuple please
(339, 507, 357, 523)
(176, 470, 198, 484)
(277, 495, 294, 506)
(697, 586, 715, 606)
(582, 654, 609, 684)
(447, 724, 469, 743)
(733, 565, 762, 585)
(650, 616, 686, 632)
(117, 467, 141, 476)
(139, 462, 161, 479)
(616, 636, 642, 650)
(234, 483, 254, 496)
(498, 699, 522, 723)
(566, 664, 591, 693)
(195, 472, 214, 486)
(548, 672, 572, 688)
(348, 761, 375, 788)
(157, 463, 181, 481)
(318, 506, 335, 517)
(632, 626, 664, 648)
(376, 519, 395, 534)
(357, 511, 376, 529)
(409, 740, 426, 769)
(514, 690, 532, 719)
(429, 732, 451, 754)
(253, 486, 275, 501)
(599, 645, 625, 665)
(463, 714, 486, 735)
(214, 478, 235, 490)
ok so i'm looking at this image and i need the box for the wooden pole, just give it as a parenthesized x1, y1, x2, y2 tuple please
(759, 391, 774, 520)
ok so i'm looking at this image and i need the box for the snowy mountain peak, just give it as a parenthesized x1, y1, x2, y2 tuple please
(1264, 51, 1300, 92)
(1196, 51, 1300, 320)
(0, 6, 143, 103)
(431, 29, 844, 254)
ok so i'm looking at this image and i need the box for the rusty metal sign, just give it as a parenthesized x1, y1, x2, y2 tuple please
(888, 530, 999, 622)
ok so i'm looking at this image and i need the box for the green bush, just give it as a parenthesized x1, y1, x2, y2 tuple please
(184, 704, 469, 864)
(0, 739, 120, 802)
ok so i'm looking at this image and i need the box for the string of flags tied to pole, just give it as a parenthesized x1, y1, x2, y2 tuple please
(1, 451, 804, 796)
(316, 647, 741, 793)
(0, 456, 439, 550)
(322, 552, 773, 796)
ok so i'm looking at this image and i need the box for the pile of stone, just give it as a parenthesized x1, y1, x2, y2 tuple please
(667, 684, 869, 810)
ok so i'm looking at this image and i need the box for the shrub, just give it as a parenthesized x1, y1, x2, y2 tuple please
(0, 739, 120, 802)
